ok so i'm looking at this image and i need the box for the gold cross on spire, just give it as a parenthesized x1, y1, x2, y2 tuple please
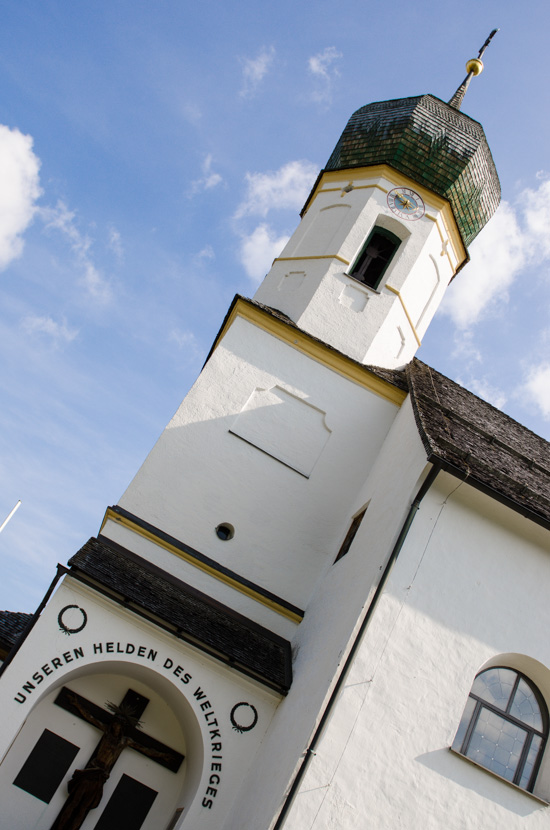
(448, 28, 499, 111)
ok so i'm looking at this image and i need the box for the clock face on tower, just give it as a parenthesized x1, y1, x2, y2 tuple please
(387, 187, 425, 220)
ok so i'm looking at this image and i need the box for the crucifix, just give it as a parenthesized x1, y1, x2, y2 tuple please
(50, 686, 184, 830)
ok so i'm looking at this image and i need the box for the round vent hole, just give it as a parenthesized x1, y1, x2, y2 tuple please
(216, 523, 235, 541)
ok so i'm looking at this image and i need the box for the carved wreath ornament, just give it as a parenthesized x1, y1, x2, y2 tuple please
(58, 604, 88, 635)
(230, 702, 258, 733)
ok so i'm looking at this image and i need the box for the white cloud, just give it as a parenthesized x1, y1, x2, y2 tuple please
(21, 314, 78, 345)
(239, 223, 289, 282)
(41, 200, 112, 303)
(308, 47, 342, 106)
(0, 125, 41, 270)
(170, 328, 197, 348)
(235, 160, 318, 219)
(169, 328, 202, 362)
(42, 201, 86, 251)
(194, 244, 215, 264)
(441, 202, 525, 328)
(182, 103, 202, 125)
(188, 155, 223, 197)
(467, 377, 507, 410)
(108, 226, 123, 261)
(233, 160, 318, 283)
(82, 262, 112, 303)
(520, 363, 550, 420)
(239, 47, 275, 99)
(521, 179, 550, 260)
(441, 178, 550, 329)
(450, 329, 482, 364)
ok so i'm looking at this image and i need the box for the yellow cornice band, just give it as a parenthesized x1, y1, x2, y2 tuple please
(274, 254, 350, 266)
(304, 165, 467, 272)
(101, 508, 303, 624)
(385, 285, 422, 347)
(318, 183, 386, 195)
(219, 298, 407, 407)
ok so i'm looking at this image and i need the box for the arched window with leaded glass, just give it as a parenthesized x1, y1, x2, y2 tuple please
(452, 666, 548, 792)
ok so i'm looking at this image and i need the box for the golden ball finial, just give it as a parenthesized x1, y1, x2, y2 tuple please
(466, 57, 484, 76)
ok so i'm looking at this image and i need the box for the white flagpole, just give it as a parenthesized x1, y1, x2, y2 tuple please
(0, 500, 21, 534)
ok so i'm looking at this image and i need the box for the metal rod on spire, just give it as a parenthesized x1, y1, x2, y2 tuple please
(448, 28, 499, 111)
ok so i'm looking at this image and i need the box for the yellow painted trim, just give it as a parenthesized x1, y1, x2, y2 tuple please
(305, 166, 467, 272)
(385, 285, 422, 347)
(424, 214, 454, 272)
(355, 183, 389, 194)
(218, 298, 407, 407)
(274, 254, 350, 266)
(101, 508, 303, 623)
(317, 166, 447, 210)
(318, 183, 386, 194)
(436, 215, 460, 272)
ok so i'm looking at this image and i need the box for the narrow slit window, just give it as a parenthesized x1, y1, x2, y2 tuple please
(350, 227, 401, 289)
(334, 506, 367, 563)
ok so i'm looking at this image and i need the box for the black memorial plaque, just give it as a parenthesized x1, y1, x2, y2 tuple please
(13, 729, 79, 803)
(94, 773, 158, 830)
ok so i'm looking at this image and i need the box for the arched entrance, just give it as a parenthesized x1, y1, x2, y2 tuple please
(0, 661, 204, 829)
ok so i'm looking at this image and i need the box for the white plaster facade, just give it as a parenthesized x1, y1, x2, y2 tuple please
(223, 396, 432, 830)
(283, 475, 550, 829)
(112, 312, 403, 621)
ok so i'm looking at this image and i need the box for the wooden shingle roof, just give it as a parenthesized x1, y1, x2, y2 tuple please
(407, 359, 550, 528)
(0, 611, 32, 656)
(69, 537, 292, 693)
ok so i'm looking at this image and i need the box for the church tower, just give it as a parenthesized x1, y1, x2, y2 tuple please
(254, 89, 499, 367)
(7, 35, 550, 830)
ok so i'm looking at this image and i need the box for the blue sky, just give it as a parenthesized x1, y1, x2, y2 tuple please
(1, 1, 549, 612)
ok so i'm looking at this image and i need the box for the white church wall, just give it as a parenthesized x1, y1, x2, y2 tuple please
(284, 473, 550, 829)
(112, 314, 402, 618)
(0, 578, 281, 829)
(222, 398, 431, 829)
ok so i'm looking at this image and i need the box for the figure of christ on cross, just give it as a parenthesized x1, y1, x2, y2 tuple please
(50, 686, 184, 830)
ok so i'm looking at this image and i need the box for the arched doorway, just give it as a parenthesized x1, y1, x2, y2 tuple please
(0, 661, 203, 829)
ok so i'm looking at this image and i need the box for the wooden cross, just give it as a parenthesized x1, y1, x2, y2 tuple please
(50, 686, 184, 830)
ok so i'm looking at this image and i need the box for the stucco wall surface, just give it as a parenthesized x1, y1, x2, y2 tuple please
(115, 315, 401, 618)
(223, 399, 431, 829)
(284, 474, 550, 829)
(253, 169, 457, 368)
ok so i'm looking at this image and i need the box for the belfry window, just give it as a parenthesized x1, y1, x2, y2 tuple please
(350, 226, 401, 289)
(452, 666, 548, 792)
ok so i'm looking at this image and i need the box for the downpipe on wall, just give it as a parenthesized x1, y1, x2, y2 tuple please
(272, 462, 442, 829)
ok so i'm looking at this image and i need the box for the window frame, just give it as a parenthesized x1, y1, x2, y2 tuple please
(454, 666, 548, 793)
(334, 505, 368, 563)
(349, 226, 401, 290)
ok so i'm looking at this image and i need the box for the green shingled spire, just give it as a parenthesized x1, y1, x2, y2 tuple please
(324, 94, 500, 248)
